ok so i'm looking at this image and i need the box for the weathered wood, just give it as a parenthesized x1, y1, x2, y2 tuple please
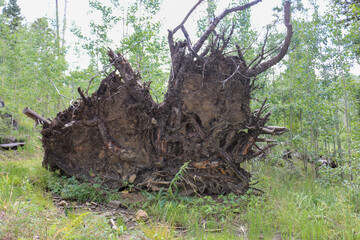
(22, 107, 51, 125)
(253, 143, 277, 157)
(0, 142, 25, 149)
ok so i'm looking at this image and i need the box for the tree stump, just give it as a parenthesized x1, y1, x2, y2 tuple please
(40, 0, 292, 195)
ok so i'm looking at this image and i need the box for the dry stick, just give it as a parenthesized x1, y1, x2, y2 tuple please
(256, 97, 268, 118)
(252, 103, 269, 116)
(246, 1, 293, 77)
(181, 26, 203, 61)
(243, 26, 265, 56)
(172, 0, 204, 34)
(168, 0, 204, 57)
(219, 24, 236, 52)
(109, 219, 117, 230)
(250, 44, 282, 69)
(46, 76, 72, 100)
(22, 107, 51, 125)
(0, 142, 25, 149)
(221, 64, 240, 84)
(253, 143, 277, 157)
(77, 87, 89, 105)
(108, 49, 139, 84)
(85, 61, 114, 95)
(236, 44, 248, 68)
(193, 0, 262, 54)
(85, 38, 146, 95)
(255, 138, 276, 143)
(248, 26, 270, 67)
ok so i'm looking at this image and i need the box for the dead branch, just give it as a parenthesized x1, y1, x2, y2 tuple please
(168, 0, 204, 58)
(253, 143, 277, 157)
(108, 49, 139, 84)
(255, 138, 276, 143)
(236, 44, 248, 69)
(256, 98, 268, 118)
(250, 44, 283, 69)
(0, 142, 25, 149)
(193, 0, 262, 54)
(23, 107, 51, 125)
(248, 27, 270, 68)
(77, 87, 90, 105)
(219, 24, 236, 52)
(246, 1, 293, 77)
(181, 26, 203, 61)
(46, 76, 72, 100)
(172, 0, 204, 34)
(260, 126, 288, 135)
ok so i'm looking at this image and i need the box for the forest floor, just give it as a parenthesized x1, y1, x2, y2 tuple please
(1, 149, 360, 239)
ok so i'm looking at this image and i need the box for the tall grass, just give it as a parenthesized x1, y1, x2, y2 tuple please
(1, 151, 360, 239)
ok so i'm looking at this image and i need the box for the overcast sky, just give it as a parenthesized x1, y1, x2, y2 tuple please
(17, 0, 282, 29)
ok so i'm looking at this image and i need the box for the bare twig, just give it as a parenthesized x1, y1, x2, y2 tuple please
(46, 76, 72, 100)
(248, 26, 270, 67)
(85, 61, 114, 95)
(253, 143, 277, 157)
(193, 0, 262, 54)
(77, 87, 90, 105)
(236, 44, 248, 69)
(173, 0, 204, 34)
(109, 219, 117, 230)
(256, 98, 267, 118)
(246, 1, 293, 77)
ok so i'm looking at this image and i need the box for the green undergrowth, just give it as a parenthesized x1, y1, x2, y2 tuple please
(1, 151, 360, 239)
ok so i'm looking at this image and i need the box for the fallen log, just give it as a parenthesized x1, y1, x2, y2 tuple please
(0, 142, 25, 150)
(22, 107, 51, 125)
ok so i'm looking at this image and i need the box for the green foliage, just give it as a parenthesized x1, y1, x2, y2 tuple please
(0, 2, 69, 145)
(44, 172, 117, 203)
(167, 160, 190, 198)
(2, 0, 360, 238)
(70, 0, 169, 102)
(1, 0, 22, 30)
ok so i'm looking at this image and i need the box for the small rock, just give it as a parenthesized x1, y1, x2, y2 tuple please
(108, 200, 121, 209)
(129, 174, 136, 183)
(58, 200, 67, 206)
(135, 209, 148, 221)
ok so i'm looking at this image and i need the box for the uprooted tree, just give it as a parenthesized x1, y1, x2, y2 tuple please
(38, 0, 292, 195)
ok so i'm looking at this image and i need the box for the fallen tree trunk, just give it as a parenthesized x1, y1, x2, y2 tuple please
(40, 1, 292, 195)
(0, 142, 25, 150)
(23, 107, 51, 125)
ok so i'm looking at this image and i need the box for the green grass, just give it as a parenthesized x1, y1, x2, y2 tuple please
(1, 150, 360, 239)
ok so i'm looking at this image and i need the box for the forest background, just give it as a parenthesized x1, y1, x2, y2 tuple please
(1, 0, 360, 239)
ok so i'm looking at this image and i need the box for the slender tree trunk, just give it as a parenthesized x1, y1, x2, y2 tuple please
(55, 0, 60, 50)
(299, 110, 308, 173)
(338, 38, 352, 180)
(62, 0, 67, 47)
(289, 77, 293, 150)
(11, 71, 18, 138)
(334, 106, 342, 159)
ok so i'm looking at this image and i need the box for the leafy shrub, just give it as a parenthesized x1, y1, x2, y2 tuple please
(44, 172, 117, 202)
